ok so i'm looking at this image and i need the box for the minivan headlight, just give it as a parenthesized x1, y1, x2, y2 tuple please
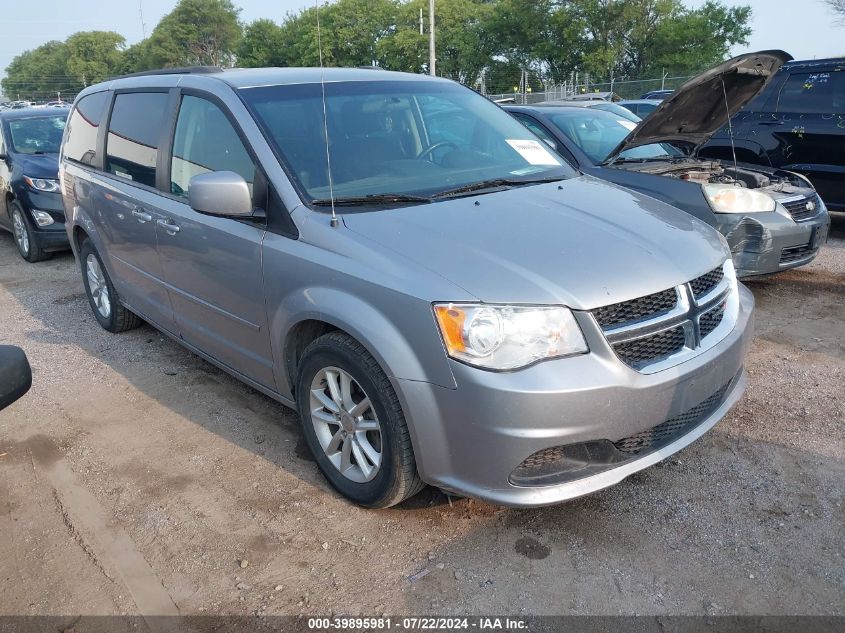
(23, 176, 60, 193)
(433, 303, 588, 370)
(703, 183, 776, 213)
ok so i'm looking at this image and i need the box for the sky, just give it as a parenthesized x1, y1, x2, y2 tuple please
(0, 0, 842, 90)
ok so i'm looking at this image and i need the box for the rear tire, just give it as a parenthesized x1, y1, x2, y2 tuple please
(79, 238, 142, 333)
(295, 332, 426, 508)
(10, 202, 50, 263)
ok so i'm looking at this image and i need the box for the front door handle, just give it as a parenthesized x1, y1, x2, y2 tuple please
(132, 209, 153, 223)
(156, 218, 181, 235)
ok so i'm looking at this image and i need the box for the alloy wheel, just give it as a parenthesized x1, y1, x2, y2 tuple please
(309, 366, 383, 483)
(12, 209, 29, 256)
(85, 254, 112, 319)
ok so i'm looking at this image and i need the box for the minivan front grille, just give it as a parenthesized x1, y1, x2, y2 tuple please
(782, 194, 822, 222)
(592, 288, 677, 328)
(509, 377, 735, 486)
(613, 326, 686, 369)
(699, 300, 727, 339)
(689, 266, 724, 299)
(591, 262, 734, 373)
(612, 381, 731, 455)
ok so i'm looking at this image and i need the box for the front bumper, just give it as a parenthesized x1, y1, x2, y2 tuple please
(719, 209, 830, 277)
(395, 284, 754, 507)
(18, 189, 69, 251)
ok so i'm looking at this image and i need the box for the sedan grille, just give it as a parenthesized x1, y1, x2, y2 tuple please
(782, 194, 822, 222)
(592, 288, 677, 328)
(780, 242, 816, 264)
(613, 326, 686, 370)
(591, 262, 733, 372)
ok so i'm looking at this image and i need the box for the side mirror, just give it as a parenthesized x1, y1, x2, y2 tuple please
(188, 171, 253, 217)
(0, 345, 32, 411)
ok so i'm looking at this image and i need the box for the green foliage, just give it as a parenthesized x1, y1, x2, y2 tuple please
(561, 0, 752, 82)
(236, 19, 287, 67)
(65, 31, 126, 85)
(2, 0, 754, 101)
(145, 0, 242, 68)
(2, 40, 84, 100)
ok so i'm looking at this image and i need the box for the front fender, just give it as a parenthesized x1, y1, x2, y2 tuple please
(269, 286, 458, 401)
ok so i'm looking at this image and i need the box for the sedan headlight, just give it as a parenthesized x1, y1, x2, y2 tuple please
(703, 183, 776, 213)
(433, 303, 588, 370)
(23, 175, 60, 193)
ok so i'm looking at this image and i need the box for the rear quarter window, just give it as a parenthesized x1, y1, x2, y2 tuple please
(64, 91, 110, 166)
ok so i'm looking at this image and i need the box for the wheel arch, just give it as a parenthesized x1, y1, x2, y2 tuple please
(274, 288, 457, 401)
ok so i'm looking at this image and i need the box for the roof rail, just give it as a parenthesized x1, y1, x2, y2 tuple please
(109, 66, 224, 81)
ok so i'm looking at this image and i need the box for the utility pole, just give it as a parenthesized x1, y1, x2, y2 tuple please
(429, 0, 436, 76)
(419, 8, 423, 35)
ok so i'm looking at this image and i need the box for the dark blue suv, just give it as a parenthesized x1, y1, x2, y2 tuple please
(0, 107, 70, 261)
(701, 58, 845, 212)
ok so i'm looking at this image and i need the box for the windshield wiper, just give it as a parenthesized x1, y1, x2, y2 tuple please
(311, 193, 432, 206)
(431, 176, 565, 199)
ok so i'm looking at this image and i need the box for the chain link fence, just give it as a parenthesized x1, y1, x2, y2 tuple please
(481, 73, 695, 104)
(2, 70, 696, 107)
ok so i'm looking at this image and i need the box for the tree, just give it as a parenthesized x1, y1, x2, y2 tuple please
(271, 0, 399, 68)
(380, 0, 493, 83)
(827, 0, 845, 22)
(236, 19, 286, 67)
(567, 0, 751, 82)
(484, 0, 586, 83)
(145, 0, 242, 68)
(65, 31, 126, 85)
(1, 41, 76, 100)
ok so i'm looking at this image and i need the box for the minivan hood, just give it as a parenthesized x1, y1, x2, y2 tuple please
(607, 50, 792, 160)
(342, 177, 728, 310)
(15, 152, 59, 179)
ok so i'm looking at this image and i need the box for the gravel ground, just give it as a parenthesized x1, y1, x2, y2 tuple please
(0, 215, 842, 619)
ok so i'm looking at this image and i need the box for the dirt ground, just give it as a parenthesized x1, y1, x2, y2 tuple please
(0, 215, 843, 621)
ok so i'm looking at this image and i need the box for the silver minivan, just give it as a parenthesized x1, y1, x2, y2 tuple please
(60, 68, 754, 508)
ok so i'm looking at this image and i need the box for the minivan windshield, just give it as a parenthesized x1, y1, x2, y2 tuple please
(546, 109, 683, 164)
(240, 80, 576, 205)
(8, 114, 67, 154)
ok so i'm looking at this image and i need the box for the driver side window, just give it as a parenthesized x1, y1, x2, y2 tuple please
(170, 95, 256, 200)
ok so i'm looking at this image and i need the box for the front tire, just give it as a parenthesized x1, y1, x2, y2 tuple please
(10, 202, 50, 263)
(79, 238, 142, 333)
(296, 332, 426, 508)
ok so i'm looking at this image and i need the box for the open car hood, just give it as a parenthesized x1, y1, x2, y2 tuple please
(606, 50, 792, 161)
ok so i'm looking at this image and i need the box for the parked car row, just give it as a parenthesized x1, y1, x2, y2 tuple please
(0, 51, 833, 510)
(507, 51, 832, 278)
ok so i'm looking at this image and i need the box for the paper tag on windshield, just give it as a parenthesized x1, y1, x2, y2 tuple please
(506, 139, 561, 166)
(617, 120, 637, 131)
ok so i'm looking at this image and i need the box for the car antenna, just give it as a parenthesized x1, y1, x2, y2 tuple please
(720, 76, 740, 183)
(316, 0, 338, 227)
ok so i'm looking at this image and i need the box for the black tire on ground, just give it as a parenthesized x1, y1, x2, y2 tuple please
(295, 331, 426, 508)
(10, 201, 51, 263)
(79, 238, 142, 333)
